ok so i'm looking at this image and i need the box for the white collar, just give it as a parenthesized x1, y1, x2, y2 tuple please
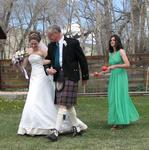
(59, 35, 64, 44)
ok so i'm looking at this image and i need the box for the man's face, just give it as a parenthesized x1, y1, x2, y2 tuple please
(48, 32, 60, 42)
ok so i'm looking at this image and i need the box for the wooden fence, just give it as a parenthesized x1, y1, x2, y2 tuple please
(0, 53, 149, 93)
(0, 60, 30, 90)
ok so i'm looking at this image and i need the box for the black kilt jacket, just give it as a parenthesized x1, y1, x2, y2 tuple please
(44, 36, 89, 82)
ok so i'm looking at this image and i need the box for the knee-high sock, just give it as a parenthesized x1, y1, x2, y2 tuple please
(55, 107, 67, 132)
(68, 106, 78, 127)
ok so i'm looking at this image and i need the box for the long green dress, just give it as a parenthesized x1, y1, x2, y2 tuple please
(108, 50, 139, 125)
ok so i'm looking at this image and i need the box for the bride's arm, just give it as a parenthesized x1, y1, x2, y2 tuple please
(41, 49, 51, 65)
(22, 57, 29, 68)
(43, 59, 51, 65)
(22, 48, 32, 68)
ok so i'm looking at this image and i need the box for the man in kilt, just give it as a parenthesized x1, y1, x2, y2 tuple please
(44, 25, 89, 142)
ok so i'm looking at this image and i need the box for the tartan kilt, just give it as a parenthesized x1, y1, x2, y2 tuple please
(55, 80, 78, 107)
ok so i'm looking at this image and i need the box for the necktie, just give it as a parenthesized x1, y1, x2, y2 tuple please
(54, 42, 60, 68)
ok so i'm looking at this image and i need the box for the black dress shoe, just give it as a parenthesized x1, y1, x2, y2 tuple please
(72, 126, 83, 137)
(47, 129, 58, 142)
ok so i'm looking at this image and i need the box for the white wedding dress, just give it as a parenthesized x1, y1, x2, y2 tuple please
(17, 54, 87, 135)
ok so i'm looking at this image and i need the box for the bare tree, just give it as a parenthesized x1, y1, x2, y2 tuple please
(0, 0, 16, 59)
(1, 0, 149, 59)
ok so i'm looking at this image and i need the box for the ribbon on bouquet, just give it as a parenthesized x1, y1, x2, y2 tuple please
(21, 66, 29, 79)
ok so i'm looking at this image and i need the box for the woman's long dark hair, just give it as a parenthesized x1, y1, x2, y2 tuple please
(109, 34, 123, 53)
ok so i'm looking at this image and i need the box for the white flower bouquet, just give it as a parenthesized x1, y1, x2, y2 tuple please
(12, 49, 29, 79)
(12, 49, 29, 65)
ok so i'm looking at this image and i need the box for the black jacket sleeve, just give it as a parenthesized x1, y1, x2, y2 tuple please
(74, 40, 89, 80)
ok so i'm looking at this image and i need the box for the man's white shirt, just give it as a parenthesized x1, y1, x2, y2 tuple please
(58, 36, 64, 67)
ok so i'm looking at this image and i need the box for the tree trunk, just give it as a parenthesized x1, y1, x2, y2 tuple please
(139, 2, 146, 52)
(0, 0, 16, 59)
(131, 0, 140, 53)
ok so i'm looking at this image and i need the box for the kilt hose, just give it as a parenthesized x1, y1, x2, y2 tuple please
(54, 79, 78, 107)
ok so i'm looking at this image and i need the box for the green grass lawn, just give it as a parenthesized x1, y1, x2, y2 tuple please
(0, 96, 149, 150)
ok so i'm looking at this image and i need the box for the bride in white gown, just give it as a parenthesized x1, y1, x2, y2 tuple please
(17, 31, 87, 135)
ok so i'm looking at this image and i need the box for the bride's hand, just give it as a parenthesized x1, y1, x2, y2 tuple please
(46, 68, 57, 75)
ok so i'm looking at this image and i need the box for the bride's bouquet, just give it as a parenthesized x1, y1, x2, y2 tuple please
(12, 49, 29, 65)
(12, 49, 29, 79)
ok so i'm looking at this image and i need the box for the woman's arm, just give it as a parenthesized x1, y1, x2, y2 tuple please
(22, 57, 29, 68)
(40, 49, 51, 65)
(99, 69, 110, 74)
(108, 49, 130, 70)
(21, 48, 31, 68)
(43, 59, 51, 65)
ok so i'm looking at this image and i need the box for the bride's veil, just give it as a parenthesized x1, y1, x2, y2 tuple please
(38, 41, 48, 52)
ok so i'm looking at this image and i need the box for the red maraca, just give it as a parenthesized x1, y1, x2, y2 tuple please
(101, 65, 108, 71)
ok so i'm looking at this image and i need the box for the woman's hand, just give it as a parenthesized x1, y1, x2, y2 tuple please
(46, 67, 57, 75)
(98, 71, 105, 75)
(108, 65, 116, 70)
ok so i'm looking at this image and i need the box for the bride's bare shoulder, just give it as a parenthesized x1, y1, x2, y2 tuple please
(38, 48, 47, 58)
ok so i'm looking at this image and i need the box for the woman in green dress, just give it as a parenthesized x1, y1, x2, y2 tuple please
(102, 34, 139, 130)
